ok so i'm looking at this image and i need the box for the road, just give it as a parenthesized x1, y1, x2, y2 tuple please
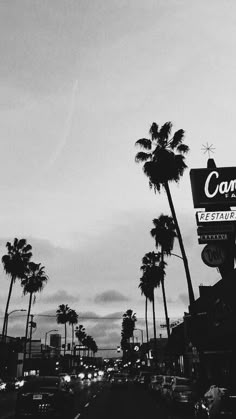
(0, 378, 195, 419)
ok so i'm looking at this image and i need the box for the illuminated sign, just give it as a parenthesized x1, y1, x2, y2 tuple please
(201, 243, 226, 267)
(190, 167, 236, 208)
(197, 210, 236, 223)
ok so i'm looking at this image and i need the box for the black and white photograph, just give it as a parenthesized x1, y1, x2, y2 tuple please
(0, 1, 236, 418)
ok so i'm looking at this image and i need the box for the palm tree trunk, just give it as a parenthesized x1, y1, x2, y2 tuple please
(151, 292, 158, 366)
(145, 296, 149, 344)
(23, 292, 33, 374)
(64, 323, 67, 356)
(161, 249, 170, 339)
(2, 275, 15, 340)
(164, 181, 195, 309)
(72, 324, 74, 350)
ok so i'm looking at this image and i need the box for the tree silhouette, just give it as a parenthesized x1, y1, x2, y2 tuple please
(56, 304, 71, 356)
(1, 238, 32, 340)
(68, 309, 78, 348)
(135, 121, 195, 308)
(150, 214, 177, 338)
(21, 262, 48, 370)
(75, 324, 86, 358)
(140, 252, 162, 349)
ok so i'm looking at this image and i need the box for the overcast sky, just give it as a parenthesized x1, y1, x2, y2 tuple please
(0, 0, 235, 357)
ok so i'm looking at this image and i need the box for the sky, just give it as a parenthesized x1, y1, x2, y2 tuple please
(0, 0, 235, 358)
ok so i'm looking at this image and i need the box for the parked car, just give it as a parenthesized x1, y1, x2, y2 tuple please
(149, 374, 164, 395)
(159, 375, 174, 401)
(137, 371, 153, 387)
(167, 376, 196, 410)
(15, 375, 74, 418)
(194, 385, 236, 418)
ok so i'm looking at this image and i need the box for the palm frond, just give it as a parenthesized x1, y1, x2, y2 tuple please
(17, 239, 27, 249)
(135, 151, 151, 163)
(149, 122, 159, 140)
(158, 122, 172, 145)
(177, 144, 189, 154)
(169, 129, 185, 149)
(135, 138, 152, 150)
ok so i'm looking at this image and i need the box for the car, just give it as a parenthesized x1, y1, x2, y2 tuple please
(159, 375, 173, 401)
(110, 372, 129, 388)
(58, 372, 71, 383)
(15, 375, 38, 390)
(4, 376, 18, 392)
(167, 376, 196, 410)
(194, 385, 236, 418)
(137, 371, 153, 387)
(15, 375, 74, 418)
(149, 374, 164, 395)
(0, 378, 6, 392)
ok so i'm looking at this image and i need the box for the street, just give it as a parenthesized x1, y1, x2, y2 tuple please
(0, 377, 195, 419)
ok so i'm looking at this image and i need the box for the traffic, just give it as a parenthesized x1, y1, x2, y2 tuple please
(1, 366, 236, 419)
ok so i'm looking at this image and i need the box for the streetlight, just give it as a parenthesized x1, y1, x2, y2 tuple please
(134, 328, 144, 345)
(5, 309, 27, 339)
(44, 329, 58, 348)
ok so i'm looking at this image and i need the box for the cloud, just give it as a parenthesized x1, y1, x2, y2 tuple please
(94, 290, 129, 304)
(42, 290, 79, 305)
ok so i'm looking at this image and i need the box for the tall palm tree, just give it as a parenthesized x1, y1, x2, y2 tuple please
(150, 214, 177, 338)
(140, 252, 161, 346)
(21, 262, 48, 369)
(135, 121, 195, 308)
(56, 304, 71, 356)
(68, 309, 78, 348)
(138, 276, 151, 344)
(75, 325, 86, 358)
(121, 309, 137, 362)
(1, 238, 32, 340)
(122, 309, 137, 343)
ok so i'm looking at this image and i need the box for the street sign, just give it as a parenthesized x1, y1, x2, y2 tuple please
(201, 243, 226, 267)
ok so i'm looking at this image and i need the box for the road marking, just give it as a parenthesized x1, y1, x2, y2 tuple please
(85, 402, 90, 408)
(74, 414, 80, 419)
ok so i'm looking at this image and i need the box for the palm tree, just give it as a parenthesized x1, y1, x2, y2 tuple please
(68, 309, 78, 348)
(150, 214, 177, 338)
(121, 309, 137, 362)
(56, 304, 71, 356)
(84, 335, 98, 357)
(122, 309, 137, 343)
(75, 325, 86, 358)
(21, 262, 48, 369)
(140, 252, 161, 347)
(1, 238, 32, 340)
(135, 121, 195, 308)
(138, 276, 151, 344)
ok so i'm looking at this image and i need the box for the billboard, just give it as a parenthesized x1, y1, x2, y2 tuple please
(190, 167, 236, 208)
